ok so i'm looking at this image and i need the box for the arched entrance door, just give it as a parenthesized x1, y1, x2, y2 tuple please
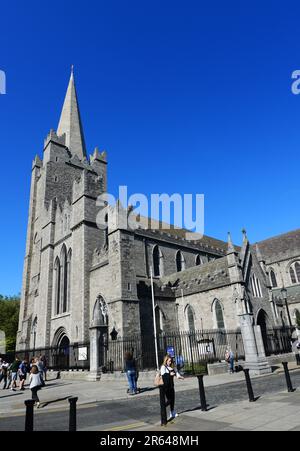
(57, 335, 70, 369)
(52, 328, 70, 370)
(257, 309, 269, 355)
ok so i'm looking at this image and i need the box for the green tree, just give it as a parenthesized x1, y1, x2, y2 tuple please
(0, 294, 20, 353)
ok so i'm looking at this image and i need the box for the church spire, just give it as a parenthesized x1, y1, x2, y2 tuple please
(57, 68, 87, 160)
(227, 232, 236, 255)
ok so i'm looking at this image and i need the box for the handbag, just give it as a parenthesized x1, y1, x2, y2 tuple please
(154, 372, 164, 387)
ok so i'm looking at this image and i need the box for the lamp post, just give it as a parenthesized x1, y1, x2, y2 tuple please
(281, 287, 292, 328)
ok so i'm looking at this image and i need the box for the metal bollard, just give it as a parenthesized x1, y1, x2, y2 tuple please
(197, 375, 208, 412)
(68, 397, 78, 431)
(243, 369, 255, 402)
(282, 362, 295, 393)
(24, 399, 35, 432)
(159, 386, 167, 426)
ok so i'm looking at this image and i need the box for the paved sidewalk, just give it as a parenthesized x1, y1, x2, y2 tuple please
(0, 370, 246, 416)
(131, 390, 300, 431)
(0, 363, 300, 431)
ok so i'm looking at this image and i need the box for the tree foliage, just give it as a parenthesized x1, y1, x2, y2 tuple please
(0, 295, 20, 353)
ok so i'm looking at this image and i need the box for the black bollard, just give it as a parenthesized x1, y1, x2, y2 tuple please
(282, 362, 294, 393)
(295, 354, 300, 366)
(243, 369, 255, 402)
(68, 397, 78, 431)
(159, 386, 167, 426)
(197, 375, 208, 412)
(24, 399, 35, 432)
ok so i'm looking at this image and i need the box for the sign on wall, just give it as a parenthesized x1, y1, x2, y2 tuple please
(78, 347, 88, 361)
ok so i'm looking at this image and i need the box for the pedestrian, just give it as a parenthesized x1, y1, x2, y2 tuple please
(35, 357, 45, 385)
(225, 347, 235, 374)
(124, 351, 138, 395)
(40, 355, 48, 381)
(29, 365, 42, 408)
(18, 359, 29, 390)
(160, 354, 184, 420)
(9, 357, 20, 390)
(0, 360, 9, 389)
(175, 354, 185, 372)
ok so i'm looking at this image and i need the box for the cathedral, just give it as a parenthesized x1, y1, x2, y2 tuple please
(17, 71, 300, 374)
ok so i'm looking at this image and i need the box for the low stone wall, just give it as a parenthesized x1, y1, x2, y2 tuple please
(266, 353, 296, 367)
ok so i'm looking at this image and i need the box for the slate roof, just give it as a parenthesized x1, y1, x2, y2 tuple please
(256, 229, 300, 264)
(159, 256, 231, 295)
(272, 284, 300, 305)
(135, 216, 239, 256)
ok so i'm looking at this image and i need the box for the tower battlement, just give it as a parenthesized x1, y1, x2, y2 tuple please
(44, 129, 66, 150)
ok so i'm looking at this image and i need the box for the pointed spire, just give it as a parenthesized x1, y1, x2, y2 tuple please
(227, 232, 235, 254)
(255, 243, 264, 262)
(57, 68, 87, 160)
(242, 228, 248, 242)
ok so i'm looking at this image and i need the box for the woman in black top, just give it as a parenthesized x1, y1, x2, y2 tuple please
(160, 355, 184, 419)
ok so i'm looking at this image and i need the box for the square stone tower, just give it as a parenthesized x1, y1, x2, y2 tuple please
(17, 70, 107, 352)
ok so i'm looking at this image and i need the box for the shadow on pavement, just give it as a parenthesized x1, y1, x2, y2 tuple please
(40, 396, 73, 408)
(0, 392, 24, 399)
(139, 387, 157, 394)
(42, 382, 73, 389)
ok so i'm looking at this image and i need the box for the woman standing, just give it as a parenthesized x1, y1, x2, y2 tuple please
(124, 351, 138, 395)
(161, 355, 184, 419)
(29, 365, 42, 408)
(225, 347, 235, 374)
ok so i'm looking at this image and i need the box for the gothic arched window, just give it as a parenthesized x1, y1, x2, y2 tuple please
(153, 245, 164, 277)
(270, 270, 278, 288)
(60, 245, 68, 314)
(176, 251, 185, 272)
(215, 300, 225, 329)
(186, 305, 195, 331)
(251, 274, 263, 298)
(67, 249, 72, 311)
(195, 255, 202, 266)
(293, 309, 300, 327)
(54, 257, 61, 315)
(296, 262, 300, 282)
(105, 214, 109, 248)
(290, 262, 300, 284)
(290, 266, 297, 284)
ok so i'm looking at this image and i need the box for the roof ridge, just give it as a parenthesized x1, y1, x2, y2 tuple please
(256, 228, 300, 245)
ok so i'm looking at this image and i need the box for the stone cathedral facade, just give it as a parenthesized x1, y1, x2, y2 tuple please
(17, 72, 300, 372)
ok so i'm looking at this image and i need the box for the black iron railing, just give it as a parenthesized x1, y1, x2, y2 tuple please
(6, 326, 295, 373)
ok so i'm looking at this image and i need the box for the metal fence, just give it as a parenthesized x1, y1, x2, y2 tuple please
(7, 342, 90, 371)
(5, 326, 295, 373)
(264, 326, 294, 356)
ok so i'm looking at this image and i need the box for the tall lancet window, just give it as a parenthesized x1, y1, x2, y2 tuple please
(195, 255, 202, 266)
(105, 214, 109, 248)
(54, 257, 61, 315)
(67, 249, 72, 312)
(176, 251, 185, 272)
(186, 306, 195, 331)
(153, 245, 164, 277)
(270, 270, 278, 288)
(215, 300, 225, 329)
(60, 245, 68, 314)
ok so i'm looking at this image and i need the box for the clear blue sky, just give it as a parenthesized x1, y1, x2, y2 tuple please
(1, 1, 300, 296)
